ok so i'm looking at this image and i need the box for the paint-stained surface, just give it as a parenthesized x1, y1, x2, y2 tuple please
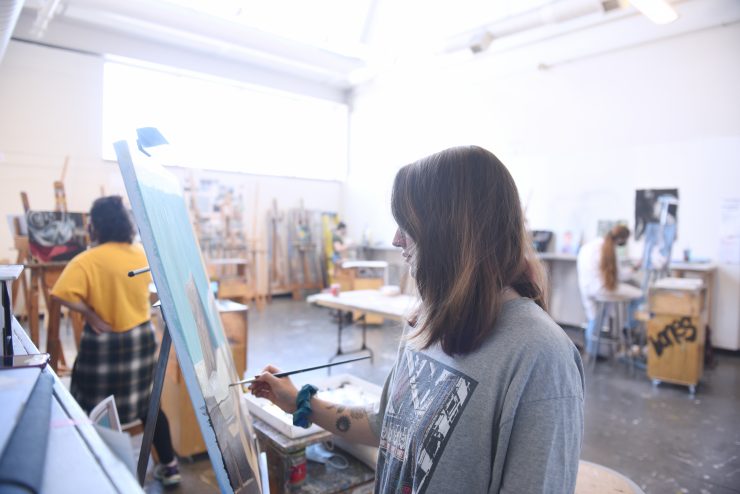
(115, 140, 261, 494)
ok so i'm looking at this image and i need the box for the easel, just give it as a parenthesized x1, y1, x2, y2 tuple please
(118, 133, 268, 493)
(249, 184, 268, 310)
(10, 211, 30, 317)
(134, 298, 267, 491)
(2, 266, 25, 363)
(291, 202, 323, 300)
(211, 188, 264, 308)
(28, 261, 70, 371)
(640, 195, 679, 292)
(268, 199, 288, 299)
(19, 158, 87, 372)
(16, 191, 63, 351)
(54, 156, 70, 213)
(186, 176, 267, 310)
(136, 301, 172, 484)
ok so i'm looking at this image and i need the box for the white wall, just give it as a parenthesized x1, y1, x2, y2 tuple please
(1, 1, 738, 349)
(0, 40, 342, 263)
(345, 3, 740, 349)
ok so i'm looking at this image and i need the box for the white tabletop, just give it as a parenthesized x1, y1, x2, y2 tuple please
(215, 299, 248, 312)
(307, 290, 418, 322)
(206, 258, 249, 265)
(0, 264, 24, 281)
(652, 277, 705, 291)
(537, 252, 578, 262)
(668, 261, 718, 272)
(340, 260, 389, 269)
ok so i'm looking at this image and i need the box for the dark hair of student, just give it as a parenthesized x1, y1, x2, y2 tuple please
(90, 195, 135, 244)
(391, 145, 547, 356)
(600, 225, 630, 291)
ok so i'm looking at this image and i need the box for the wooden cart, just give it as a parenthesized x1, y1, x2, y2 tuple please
(647, 278, 706, 395)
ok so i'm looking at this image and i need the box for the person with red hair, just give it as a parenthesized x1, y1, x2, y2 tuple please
(577, 225, 643, 357)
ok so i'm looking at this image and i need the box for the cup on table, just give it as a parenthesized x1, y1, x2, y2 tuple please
(330, 283, 341, 297)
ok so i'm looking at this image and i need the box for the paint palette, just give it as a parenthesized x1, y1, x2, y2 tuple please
(243, 395, 323, 438)
(318, 382, 377, 409)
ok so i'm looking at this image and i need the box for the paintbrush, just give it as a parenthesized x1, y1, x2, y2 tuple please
(128, 266, 151, 277)
(229, 355, 371, 387)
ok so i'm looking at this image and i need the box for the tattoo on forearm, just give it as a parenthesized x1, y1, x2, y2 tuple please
(336, 405, 346, 414)
(350, 407, 366, 420)
(336, 416, 350, 432)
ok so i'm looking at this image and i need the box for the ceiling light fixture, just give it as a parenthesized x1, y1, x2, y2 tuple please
(628, 0, 679, 24)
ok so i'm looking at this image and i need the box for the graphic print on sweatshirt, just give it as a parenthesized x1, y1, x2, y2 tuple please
(375, 348, 478, 494)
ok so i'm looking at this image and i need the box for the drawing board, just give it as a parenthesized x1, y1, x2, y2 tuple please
(114, 140, 261, 494)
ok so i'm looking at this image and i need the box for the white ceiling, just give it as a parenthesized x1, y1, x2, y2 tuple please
(7, 0, 710, 96)
(8, 1, 616, 84)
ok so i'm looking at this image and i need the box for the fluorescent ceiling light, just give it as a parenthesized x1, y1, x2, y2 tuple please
(629, 0, 679, 24)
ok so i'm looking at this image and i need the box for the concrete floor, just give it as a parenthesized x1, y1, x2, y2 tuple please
(52, 296, 740, 494)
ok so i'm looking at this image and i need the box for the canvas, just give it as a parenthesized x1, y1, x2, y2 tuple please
(113, 140, 261, 494)
(634, 189, 678, 241)
(26, 211, 87, 262)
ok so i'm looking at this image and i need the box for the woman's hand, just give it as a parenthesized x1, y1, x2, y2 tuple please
(251, 365, 381, 447)
(250, 365, 299, 413)
(50, 295, 113, 334)
(85, 309, 113, 334)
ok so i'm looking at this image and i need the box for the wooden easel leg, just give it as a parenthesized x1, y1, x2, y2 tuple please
(28, 270, 40, 346)
(137, 317, 172, 485)
(46, 298, 62, 372)
(11, 273, 19, 309)
(11, 274, 28, 318)
(41, 269, 67, 371)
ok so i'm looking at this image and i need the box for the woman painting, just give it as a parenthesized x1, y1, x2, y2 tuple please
(252, 146, 584, 493)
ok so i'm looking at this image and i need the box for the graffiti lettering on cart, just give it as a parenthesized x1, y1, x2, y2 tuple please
(650, 317, 697, 357)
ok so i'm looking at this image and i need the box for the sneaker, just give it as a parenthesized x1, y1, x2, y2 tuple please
(153, 463, 181, 487)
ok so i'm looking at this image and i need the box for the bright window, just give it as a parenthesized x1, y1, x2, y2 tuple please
(102, 59, 348, 181)
(159, 0, 373, 50)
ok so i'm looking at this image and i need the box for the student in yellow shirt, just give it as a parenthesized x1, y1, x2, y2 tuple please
(51, 196, 180, 486)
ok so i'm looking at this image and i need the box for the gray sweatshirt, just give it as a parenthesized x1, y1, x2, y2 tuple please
(370, 298, 584, 494)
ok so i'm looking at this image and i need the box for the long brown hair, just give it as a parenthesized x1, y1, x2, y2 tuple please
(599, 225, 630, 290)
(391, 146, 547, 356)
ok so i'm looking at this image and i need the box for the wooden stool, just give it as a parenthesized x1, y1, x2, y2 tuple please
(576, 460, 644, 494)
(590, 293, 641, 371)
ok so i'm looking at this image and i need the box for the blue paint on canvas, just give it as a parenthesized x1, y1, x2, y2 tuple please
(114, 140, 261, 494)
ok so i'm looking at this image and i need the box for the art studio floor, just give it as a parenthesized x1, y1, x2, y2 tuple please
(46, 296, 740, 494)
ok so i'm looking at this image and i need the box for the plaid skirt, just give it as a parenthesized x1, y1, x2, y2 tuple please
(71, 321, 157, 424)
